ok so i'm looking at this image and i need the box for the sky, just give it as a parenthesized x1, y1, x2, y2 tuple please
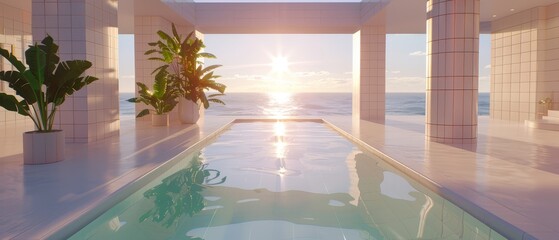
(119, 34, 491, 93)
(195, 0, 361, 1)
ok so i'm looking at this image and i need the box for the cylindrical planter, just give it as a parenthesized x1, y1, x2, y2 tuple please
(152, 113, 169, 126)
(23, 130, 65, 165)
(178, 99, 201, 124)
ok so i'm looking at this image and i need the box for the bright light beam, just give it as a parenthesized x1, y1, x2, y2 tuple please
(272, 56, 289, 73)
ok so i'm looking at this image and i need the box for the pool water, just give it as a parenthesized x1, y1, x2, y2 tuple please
(70, 121, 505, 240)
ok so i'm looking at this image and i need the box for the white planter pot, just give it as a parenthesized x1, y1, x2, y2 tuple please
(151, 114, 169, 126)
(23, 130, 65, 165)
(178, 99, 201, 124)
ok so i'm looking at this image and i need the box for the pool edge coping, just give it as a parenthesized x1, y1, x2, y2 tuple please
(45, 118, 535, 240)
(322, 118, 536, 240)
(43, 120, 237, 240)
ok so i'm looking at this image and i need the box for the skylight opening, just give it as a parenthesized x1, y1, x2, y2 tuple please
(193, 0, 361, 2)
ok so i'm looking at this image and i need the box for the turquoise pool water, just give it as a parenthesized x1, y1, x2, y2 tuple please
(70, 121, 506, 240)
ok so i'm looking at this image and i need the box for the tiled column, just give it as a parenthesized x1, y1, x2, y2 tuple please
(0, 2, 33, 132)
(32, 0, 119, 143)
(353, 24, 386, 123)
(134, 16, 198, 122)
(426, 0, 480, 144)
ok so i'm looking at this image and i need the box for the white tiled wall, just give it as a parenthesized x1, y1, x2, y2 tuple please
(426, 0, 480, 144)
(491, 3, 559, 122)
(134, 16, 195, 122)
(0, 2, 34, 135)
(491, 7, 542, 121)
(32, 0, 119, 143)
(547, 4, 559, 109)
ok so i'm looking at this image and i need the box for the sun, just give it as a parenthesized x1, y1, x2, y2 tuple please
(272, 56, 289, 73)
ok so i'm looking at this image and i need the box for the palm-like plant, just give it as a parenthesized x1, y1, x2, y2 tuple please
(127, 69, 178, 117)
(145, 24, 226, 109)
(181, 36, 226, 109)
(0, 36, 97, 132)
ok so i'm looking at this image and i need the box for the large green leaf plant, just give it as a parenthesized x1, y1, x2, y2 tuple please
(127, 69, 179, 118)
(145, 24, 226, 109)
(0, 36, 97, 132)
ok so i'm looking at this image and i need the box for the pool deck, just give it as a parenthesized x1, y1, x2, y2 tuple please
(0, 115, 558, 239)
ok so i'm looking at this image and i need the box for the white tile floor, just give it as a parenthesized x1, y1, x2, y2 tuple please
(0, 116, 234, 239)
(1, 115, 558, 239)
(326, 115, 559, 240)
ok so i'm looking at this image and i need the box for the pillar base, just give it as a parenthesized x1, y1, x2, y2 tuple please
(426, 136, 477, 144)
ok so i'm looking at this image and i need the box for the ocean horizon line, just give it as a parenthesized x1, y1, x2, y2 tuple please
(118, 91, 491, 94)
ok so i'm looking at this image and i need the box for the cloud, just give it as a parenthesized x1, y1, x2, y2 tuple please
(479, 76, 490, 92)
(391, 70, 401, 74)
(219, 71, 332, 82)
(386, 76, 426, 92)
(218, 70, 352, 92)
(229, 74, 267, 81)
(387, 76, 425, 83)
(409, 51, 427, 56)
(316, 77, 351, 85)
(290, 77, 352, 92)
(219, 63, 270, 70)
(291, 71, 330, 78)
(144, 74, 345, 93)
(484, 64, 491, 69)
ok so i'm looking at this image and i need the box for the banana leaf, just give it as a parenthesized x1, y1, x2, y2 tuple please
(0, 35, 97, 131)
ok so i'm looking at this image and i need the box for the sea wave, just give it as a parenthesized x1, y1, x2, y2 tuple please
(120, 92, 490, 117)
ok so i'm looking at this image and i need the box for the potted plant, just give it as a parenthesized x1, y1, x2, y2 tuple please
(145, 24, 226, 124)
(0, 36, 97, 164)
(127, 69, 178, 126)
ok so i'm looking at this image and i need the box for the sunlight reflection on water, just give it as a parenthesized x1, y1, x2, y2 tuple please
(261, 92, 300, 118)
(274, 121, 287, 176)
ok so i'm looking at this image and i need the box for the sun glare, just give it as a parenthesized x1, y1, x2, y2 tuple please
(272, 56, 289, 73)
(274, 121, 286, 137)
(263, 92, 297, 119)
(269, 92, 291, 105)
(274, 121, 287, 176)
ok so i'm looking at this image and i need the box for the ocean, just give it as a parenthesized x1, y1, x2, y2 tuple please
(119, 92, 490, 117)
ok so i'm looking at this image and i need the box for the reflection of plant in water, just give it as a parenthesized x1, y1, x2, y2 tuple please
(139, 153, 226, 228)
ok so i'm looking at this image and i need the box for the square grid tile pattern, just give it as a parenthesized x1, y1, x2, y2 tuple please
(356, 24, 386, 123)
(1, 116, 556, 240)
(0, 2, 33, 134)
(491, 3, 559, 122)
(32, 0, 119, 142)
(426, 0, 480, 144)
(327, 115, 559, 240)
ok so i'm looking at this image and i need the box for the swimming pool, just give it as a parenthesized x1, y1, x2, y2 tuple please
(68, 121, 506, 239)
